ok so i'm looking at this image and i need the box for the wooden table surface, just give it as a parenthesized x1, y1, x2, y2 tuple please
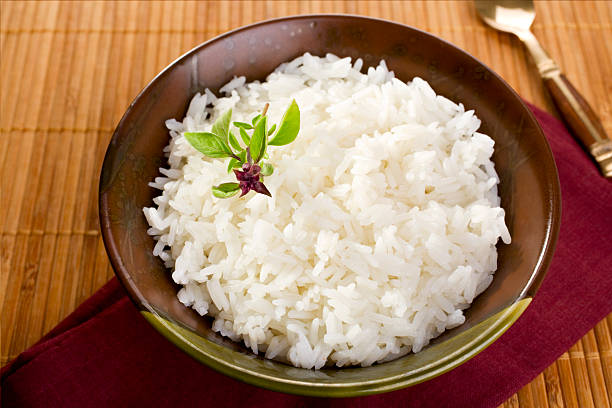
(1, 1, 611, 407)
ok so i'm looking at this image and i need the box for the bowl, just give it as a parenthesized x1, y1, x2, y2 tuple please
(99, 15, 561, 397)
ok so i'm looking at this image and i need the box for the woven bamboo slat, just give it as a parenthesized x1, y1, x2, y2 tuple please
(556, 351, 580, 408)
(1, 2, 610, 407)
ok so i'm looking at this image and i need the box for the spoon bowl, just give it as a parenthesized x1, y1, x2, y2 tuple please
(474, 0, 535, 34)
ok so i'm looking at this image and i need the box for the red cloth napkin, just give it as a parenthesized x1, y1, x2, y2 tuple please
(2, 105, 611, 408)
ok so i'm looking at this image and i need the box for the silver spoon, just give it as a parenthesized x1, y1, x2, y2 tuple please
(475, 0, 611, 179)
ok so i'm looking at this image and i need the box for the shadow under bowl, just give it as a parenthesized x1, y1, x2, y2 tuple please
(99, 15, 561, 397)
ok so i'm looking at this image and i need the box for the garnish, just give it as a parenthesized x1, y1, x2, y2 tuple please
(183, 100, 300, 198)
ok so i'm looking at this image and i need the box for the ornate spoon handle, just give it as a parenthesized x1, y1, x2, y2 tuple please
(518, 30, 612, 179)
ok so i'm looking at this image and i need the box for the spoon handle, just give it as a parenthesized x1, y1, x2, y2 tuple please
(519, 31, 612, 178)
(544, 73, 612, 178)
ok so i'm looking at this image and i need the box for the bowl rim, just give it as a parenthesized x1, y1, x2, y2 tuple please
(99, 13, 561, 397)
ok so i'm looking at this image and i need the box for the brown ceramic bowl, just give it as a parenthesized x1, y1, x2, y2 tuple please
(99, 15, 560, 397)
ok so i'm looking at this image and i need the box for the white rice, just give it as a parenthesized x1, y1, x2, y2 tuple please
(143, 53, 511, 369)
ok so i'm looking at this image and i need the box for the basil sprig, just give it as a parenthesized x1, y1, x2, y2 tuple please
(183, 100, 300, 198)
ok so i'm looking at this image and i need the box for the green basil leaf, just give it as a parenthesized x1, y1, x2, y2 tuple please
(269, 100, 299, 146)
(227, 158, 242, 173)
(184, 132, 233, 158)
(233, 121, 253, 130)
(228, 131, 242, 152)
(260, 163, 274, 176)
(249, 115, 267, 163)
(251, 114, 261, 125)
(267, 123, 277, 136)
(212, 182, 240, 198)
(237, 149, 247, 163)
(212, 109, 232, 142)
(239, 127, 251, 145)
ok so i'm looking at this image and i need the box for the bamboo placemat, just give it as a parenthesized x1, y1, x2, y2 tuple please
(1, 1, 611, 407)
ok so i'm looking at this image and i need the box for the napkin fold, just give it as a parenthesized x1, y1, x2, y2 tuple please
(2, 105, 611, 408)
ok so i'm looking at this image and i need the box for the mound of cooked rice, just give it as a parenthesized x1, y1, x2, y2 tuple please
(143, 53, 511, 369)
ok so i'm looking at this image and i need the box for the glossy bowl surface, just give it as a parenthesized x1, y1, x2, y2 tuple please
(99, 15, 560, 397)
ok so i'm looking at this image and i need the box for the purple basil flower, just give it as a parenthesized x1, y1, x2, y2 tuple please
(233, 163, 271, 197)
